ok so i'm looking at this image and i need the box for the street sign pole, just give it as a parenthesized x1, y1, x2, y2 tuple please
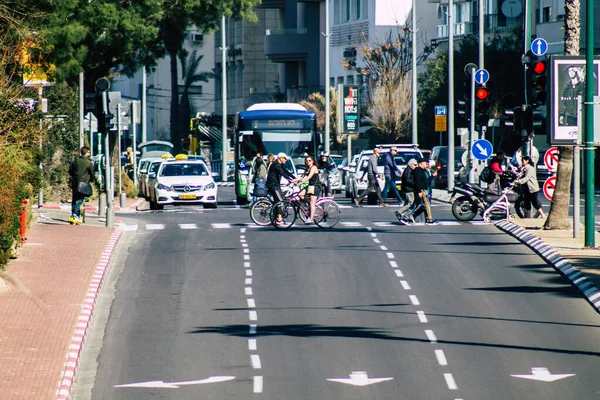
(469, 67, 476, 184)
(447, 0, 455, 192)
(584, 0, 596, 247)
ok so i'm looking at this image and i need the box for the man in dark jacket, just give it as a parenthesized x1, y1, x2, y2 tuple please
(395, 158, 417, 222)
(266, 152, 297, 225)
(354, 148, 385, 207)
(400, 158, 439, 226)
(68, 147, 95, 225)
(381, 147, 403, 204)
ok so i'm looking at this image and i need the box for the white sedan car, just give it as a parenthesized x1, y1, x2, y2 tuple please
(148, 157, 217, 210)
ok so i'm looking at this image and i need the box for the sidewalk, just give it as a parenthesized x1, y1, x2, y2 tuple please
(0, 197, 138, 400)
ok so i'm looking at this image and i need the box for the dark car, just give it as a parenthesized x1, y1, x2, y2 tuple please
(430, 146, 466, 188)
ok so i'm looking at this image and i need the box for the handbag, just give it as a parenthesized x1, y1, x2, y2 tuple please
(307, 185, 315, 195)
(77, 181, 93, 196)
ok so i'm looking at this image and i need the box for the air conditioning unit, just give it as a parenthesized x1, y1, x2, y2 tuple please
(191, 33, 204, 45)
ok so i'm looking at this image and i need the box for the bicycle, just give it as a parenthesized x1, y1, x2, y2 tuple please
(249, 183, 297, 226)
(269, 183, 341, 229)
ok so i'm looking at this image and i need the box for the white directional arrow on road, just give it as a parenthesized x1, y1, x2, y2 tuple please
(114, 376, 235, 388)
(327, 371, 393, 387)
(511, 367, 575, 382)
(476, 143, 489, 157)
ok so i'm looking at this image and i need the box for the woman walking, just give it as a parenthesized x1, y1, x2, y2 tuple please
(516, 156, 545, 219)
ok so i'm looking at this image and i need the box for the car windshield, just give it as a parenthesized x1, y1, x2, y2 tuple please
(149, 162, 161, 173)
(160, 163, 208, 177)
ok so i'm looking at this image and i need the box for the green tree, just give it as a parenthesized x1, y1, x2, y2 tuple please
(299, 88, 339, 147)
(157, 0, 261, 153)
(544, 0, 579, 230)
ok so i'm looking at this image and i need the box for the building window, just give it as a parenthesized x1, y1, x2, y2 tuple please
(330, 77, 335, 89)
(337, 76, 344, 86)
(345, 0, 351, 21)
(215, 63, 222, 101)
(236, 61, 243, 98)
(362, 0, 368, 20)
(542, 6, 551, 22)
(346, 75, 354, 84)
(353, 0, 360, 20)
(334, 0, 340, 24)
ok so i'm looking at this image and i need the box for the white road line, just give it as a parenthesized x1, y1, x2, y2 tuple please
(439, 221, 461, 226)
(121, 224, 138, 231)
(245, 287, 253, 295)
(389, 261, 398, 268)
(241, 228, 247, 233)
(416, 311, 428, 323)
(409, 295, 420, 305)
(248, 339, 257, 350)
(251, 354, 262, 369)
(245, 278, 253, 285)
(253, 376, 263, 393)
(435, 349, 448, 366)
(400, 280, 411, 290)
(240, 235, 246, 239)
(242, 243, 248, 248)
(178, 223, 197, 229)
(212, 223, 231, 228)
(145, 224, 165, 230)
(386, 253, 395, 259)
(373, 221, 394, 227)
(244, 262, 251, 268)
(244, 255, 250, 260)
(380, 245, 388, 251)
(444, 373, 458, 390)
(373, 239, 381, 244)
(249, 310, 257, 321)
(370, 233, 377, 238)
(247, 299, 256, 308)
(394, 270, 404, 278)
(366, 227, 372, 231)
(246, 270, 253, 276)
(249, 324, 257, 334)
(425, 330, 437, 343)
(243, 248, 249, 253)
(470, 221, 490, 225)
(341, 221, 363, 227)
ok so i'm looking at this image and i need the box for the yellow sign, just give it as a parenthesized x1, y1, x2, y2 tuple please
(435, 115, 447, 132)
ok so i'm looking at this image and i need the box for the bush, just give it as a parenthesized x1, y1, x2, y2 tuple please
(121, 171, 139, 198)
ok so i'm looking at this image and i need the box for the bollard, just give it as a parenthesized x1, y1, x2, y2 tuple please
(120, 192, 127, 208)
(19, 198, 28, 242)
(98, 193, 106, 217)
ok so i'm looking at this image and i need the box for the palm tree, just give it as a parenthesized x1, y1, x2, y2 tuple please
(544, 0, 579, 230)
(176, 50, 214, 152)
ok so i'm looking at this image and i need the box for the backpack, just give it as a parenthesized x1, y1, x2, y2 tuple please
(253, 177, 267, 197)
(480, 166, 495, 184)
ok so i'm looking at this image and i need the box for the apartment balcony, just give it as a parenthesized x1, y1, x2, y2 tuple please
(264, 28, 310, 62)
(484, 14, 524, 33)
(436, 22, 475, 38)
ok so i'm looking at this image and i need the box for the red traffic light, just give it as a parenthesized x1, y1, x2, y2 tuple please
(476, 88, 489, 100)
(533, 60, 546, 75)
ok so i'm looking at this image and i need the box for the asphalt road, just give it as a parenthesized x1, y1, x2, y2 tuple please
(74, 188, 600, 399)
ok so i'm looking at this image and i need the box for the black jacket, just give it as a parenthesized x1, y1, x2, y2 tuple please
(266, 161, 296, 188)
(401, 166, 415, 191)
(68, 156, 94, 191)
(412, 167, 429, 193)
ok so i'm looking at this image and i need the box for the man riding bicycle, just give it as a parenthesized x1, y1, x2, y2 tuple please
(266, 152, 297, 225)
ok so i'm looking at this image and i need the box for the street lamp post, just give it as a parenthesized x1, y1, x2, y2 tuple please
(411, 0, 418, 145)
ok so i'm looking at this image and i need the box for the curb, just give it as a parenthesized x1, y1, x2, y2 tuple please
(495, 220, 600, 314)
(56, 228, 122, 400)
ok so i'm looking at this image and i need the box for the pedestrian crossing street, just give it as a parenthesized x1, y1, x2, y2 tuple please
(119, 220, 492, 232)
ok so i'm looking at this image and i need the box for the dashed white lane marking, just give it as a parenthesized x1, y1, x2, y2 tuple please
(245, 278, 252, 285)
(373, 221, 394, 227)
(416, 311, 428, 323)
(389, 261, 398, 268)
(394, 270, 404, 278)
(400, 280, 411, 290)
(178, 223, 197, 229)
(370, 233, 377, 238)
(247, 299, 256, 308)
(439, 221, 461, 226)
(145, 224, 165, 230)
(435, 349, 448, 366)
(243, 248, 249, 253)
(249, 311, 257, 321)
(444, 373, 458, 390)
(251, 355, 262, 369)
(249, 325, 257, 334)
(253, 376, 263, 393)
(240, 235, 246, 239)
(241, 228, 247, 233)
(373, 239, 381, 244)
(380, 245, 388, 251)
(244, 255, 250, 260)
(248, 339, 257, 350)
(212, 223, 231, 228)
(425, 330, 437, 343)
(242, 243, 248, 248)
(246, 270, 253, 276)
(245, 287, 253, 295)
(409, 295, 420, 305)
(386, 253, 395, 259)
(470, 221, 490, 225)
(341, 221, 363, 227)
(122, 224, 138, 231)
(244, 262, 251, 268)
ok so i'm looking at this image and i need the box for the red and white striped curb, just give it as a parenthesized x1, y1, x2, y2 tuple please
(56, 228, 122, 400)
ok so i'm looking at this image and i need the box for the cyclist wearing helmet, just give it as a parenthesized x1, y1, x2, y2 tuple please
(317, 151, 335, 196)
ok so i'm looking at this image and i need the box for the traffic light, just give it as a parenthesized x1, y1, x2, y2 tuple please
(522, 105, 533, 136)
(504, 106, 523, 136)
(531, 57, 547, 106)
(456, 97, 468, 127)
(475, 85, 490, 127)
(84, 92, 99, 115)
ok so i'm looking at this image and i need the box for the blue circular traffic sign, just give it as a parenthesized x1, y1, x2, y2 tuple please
(472, 139, 493, 161)
(474, 69, 489, 85)
(531, 38, 548, 57)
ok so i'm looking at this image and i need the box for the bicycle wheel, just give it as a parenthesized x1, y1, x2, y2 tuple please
(314, 200, 340, 228)
(270, 200, 297, 229)
(250, 198, 272, 226)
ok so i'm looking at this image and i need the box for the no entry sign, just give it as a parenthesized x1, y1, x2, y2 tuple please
(544, 147, 559, 172)
(543, 176, 557, 200)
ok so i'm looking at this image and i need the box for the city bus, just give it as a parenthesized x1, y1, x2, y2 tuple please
(234, 103, 319, 204)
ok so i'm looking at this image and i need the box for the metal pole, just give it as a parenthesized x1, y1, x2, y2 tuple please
(142, 66, 147, 143)
(221, 16, 228, 183)
(104, 117, 114, 227)
(584, 0, 595, 247)
(574, 145, 580, 239)
(38, 87, 44, 207)
(324, 0, 330, 154)
(132, 101, 138, 188)
(79, 72, 84, 148)
(411, 0, 418, 145)
(117, 103, 122, 195)
(88, 115, 93, 157)
(347, 135, 352, 164)
(468, 67, 476, 184)
(447, 0, 455, 192)
(478, 0, 484, 71)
